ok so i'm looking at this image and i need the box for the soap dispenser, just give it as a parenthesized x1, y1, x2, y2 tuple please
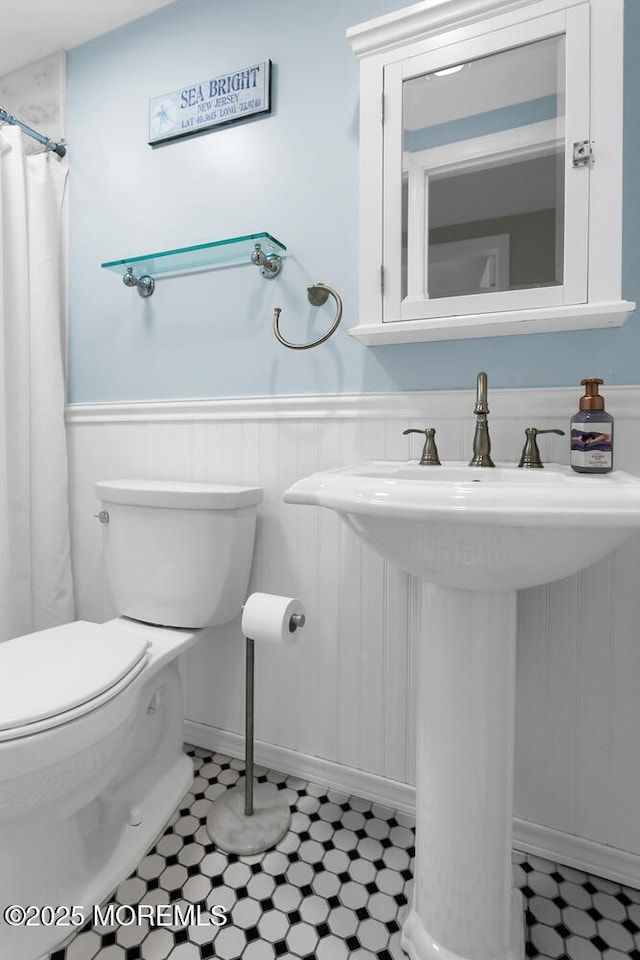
(570, 378, 613, 474)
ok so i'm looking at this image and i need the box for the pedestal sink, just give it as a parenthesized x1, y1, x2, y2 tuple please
(283, 460, 640, 960)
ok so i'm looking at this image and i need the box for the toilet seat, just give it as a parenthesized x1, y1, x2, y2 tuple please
(0, 621, 150, 742)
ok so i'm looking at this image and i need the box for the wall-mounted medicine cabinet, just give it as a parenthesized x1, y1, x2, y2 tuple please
(347, 0, 634, 344)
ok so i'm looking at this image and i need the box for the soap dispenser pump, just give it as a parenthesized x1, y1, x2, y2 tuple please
(570, 378, 613, 474)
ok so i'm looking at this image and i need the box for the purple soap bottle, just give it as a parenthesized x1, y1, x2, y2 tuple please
(570, 378, 614, 474)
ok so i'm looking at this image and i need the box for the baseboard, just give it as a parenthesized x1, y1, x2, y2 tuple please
(185, 719, 640, 889)
(183, 720, 416, 816)
(513, 817, 640, 890)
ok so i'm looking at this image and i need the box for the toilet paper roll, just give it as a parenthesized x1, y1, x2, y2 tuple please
(241, 592, 306, 645)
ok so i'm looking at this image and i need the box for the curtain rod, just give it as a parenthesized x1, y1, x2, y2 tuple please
(0, 108, 66, 158)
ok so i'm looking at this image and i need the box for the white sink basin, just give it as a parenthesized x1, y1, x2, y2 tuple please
(284, 460, 640, 590)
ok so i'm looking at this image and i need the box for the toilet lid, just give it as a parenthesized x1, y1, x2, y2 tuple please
(0, 621, 149, 736)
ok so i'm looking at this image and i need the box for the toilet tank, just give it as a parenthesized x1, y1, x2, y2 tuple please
(95, 480, 263, 629)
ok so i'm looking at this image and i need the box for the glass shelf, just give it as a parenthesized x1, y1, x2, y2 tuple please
(101, 232, 286, 295)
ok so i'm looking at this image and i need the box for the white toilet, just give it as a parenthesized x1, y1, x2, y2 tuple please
(0, 478, 262, 960)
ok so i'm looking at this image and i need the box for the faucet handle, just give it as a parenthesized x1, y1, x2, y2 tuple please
(518, 427, 565, 468)
(403, 427, 441, 466)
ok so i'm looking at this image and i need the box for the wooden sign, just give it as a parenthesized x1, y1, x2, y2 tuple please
(149, 61, 271, 144)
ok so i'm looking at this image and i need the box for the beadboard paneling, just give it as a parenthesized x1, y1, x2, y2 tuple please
(66, 387, 640, 878)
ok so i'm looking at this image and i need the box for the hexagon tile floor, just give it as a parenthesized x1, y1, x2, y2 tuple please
(43, 747, 640, 960)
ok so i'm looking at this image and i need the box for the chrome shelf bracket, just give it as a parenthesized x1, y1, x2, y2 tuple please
(123, 267, 155, 298)
(251, 242, 282, 279)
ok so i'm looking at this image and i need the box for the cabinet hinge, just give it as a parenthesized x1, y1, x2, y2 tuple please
(573, 140, 594, 167)
(380, 265, 384, 294)
(381, 92, 385, 125)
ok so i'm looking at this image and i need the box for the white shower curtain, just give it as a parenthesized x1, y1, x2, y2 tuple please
(0, 125, 74, 641)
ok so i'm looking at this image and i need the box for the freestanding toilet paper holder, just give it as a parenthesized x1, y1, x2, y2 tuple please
(206, 601, 306, 855)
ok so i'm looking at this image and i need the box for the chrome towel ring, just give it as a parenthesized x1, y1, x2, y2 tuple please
(273, 282, 343, 350)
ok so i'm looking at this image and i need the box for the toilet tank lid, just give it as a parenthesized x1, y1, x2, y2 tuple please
(96, 479, 263, 509)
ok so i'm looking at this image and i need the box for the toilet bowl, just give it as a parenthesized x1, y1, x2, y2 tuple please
(0, 479, 262, 960)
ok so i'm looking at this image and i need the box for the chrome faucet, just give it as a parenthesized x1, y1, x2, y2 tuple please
(469, 371, 495, 467)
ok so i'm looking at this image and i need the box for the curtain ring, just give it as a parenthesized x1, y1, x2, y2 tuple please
(273, 282, 343, 350)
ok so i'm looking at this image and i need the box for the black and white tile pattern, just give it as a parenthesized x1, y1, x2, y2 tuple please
(45, 748, 640, 960)
(515, 851, 640, 960)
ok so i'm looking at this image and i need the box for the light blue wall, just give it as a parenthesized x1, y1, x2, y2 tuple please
(66, 0, 640, 403)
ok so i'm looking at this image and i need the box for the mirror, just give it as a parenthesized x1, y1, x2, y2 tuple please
(402, 35, 566, 302)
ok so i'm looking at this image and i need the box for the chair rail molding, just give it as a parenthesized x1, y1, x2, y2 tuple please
(65, 385, 640, 426)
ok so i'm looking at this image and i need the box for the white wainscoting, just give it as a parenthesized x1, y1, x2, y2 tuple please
(66, 386, 640, 886)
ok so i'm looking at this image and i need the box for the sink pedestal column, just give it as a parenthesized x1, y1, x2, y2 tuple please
(401, 583, 524, 960)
